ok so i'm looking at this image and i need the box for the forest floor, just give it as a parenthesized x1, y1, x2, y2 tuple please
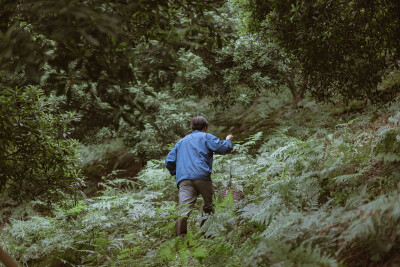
(2, 93, 400, 266)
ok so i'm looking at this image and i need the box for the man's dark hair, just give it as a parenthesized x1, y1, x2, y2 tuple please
(190, 116, 208, 131)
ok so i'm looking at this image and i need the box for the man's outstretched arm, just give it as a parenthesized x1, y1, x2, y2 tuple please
(206, 133, 234, 155)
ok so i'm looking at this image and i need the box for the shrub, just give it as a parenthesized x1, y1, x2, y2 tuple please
(0, 86, 80, 203)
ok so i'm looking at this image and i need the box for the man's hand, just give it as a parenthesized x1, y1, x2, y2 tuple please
(226, 134, 234, 142)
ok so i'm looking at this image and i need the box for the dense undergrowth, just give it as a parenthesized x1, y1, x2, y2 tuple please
(2, 95, 400, 266)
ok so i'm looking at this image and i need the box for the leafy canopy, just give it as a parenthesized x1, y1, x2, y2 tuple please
(242, 0, 400, 101)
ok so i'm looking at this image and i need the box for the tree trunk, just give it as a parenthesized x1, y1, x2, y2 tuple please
(287, 71, 308, 109)
(287, 73, 302, 109)
(0, 247, 18, 267)
(291, 89, 301, 109)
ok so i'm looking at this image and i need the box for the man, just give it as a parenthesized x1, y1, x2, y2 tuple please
(165, 116, 234, 236)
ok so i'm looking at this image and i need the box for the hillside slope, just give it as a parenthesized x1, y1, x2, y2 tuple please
(2, 95, 400, 266)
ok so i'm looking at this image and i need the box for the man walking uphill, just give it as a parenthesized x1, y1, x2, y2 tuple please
(165, 116, 234, 236)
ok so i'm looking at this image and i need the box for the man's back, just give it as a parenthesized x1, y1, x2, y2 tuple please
(165, 130, 233, 185)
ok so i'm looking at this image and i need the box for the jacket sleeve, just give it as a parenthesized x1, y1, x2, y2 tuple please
(165, 145, 178, 176)
(205, 133, 233, 155)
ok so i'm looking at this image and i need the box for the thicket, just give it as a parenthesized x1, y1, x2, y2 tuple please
(241, 0, 400, 102)
(2, 0, 400, 266)
(0, 0, 230, 164)
(0, 85, 80, 203)
(2, 94, 400, 266)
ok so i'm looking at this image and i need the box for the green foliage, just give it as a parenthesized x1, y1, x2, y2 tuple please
(234, 131, 263, 154)
(213, 32, 306, 108)
(3, 2, 400, 265)
(43, 72, 194, 161)
(79, 139, 127, 176)
(0, 175, 177, 266)
(3, 97, 400, 266)
(248, 241, 338, 267)
(136, 160, 172, 191)
(173, 49, 211, 97)
(159, 231, 209, 265)
(0, 0, 226, 83)
(373, 126, 400, 162)
(0, 86, 80, 203)
(0, 0, 234, 163)
(242, 0, 400, 102)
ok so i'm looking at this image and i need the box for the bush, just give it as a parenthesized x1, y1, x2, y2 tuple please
(0, 86, 80, 203)
(374, 126, 400, 162)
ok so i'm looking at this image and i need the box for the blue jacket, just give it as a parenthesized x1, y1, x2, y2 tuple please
(165, 130, 233, 185)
